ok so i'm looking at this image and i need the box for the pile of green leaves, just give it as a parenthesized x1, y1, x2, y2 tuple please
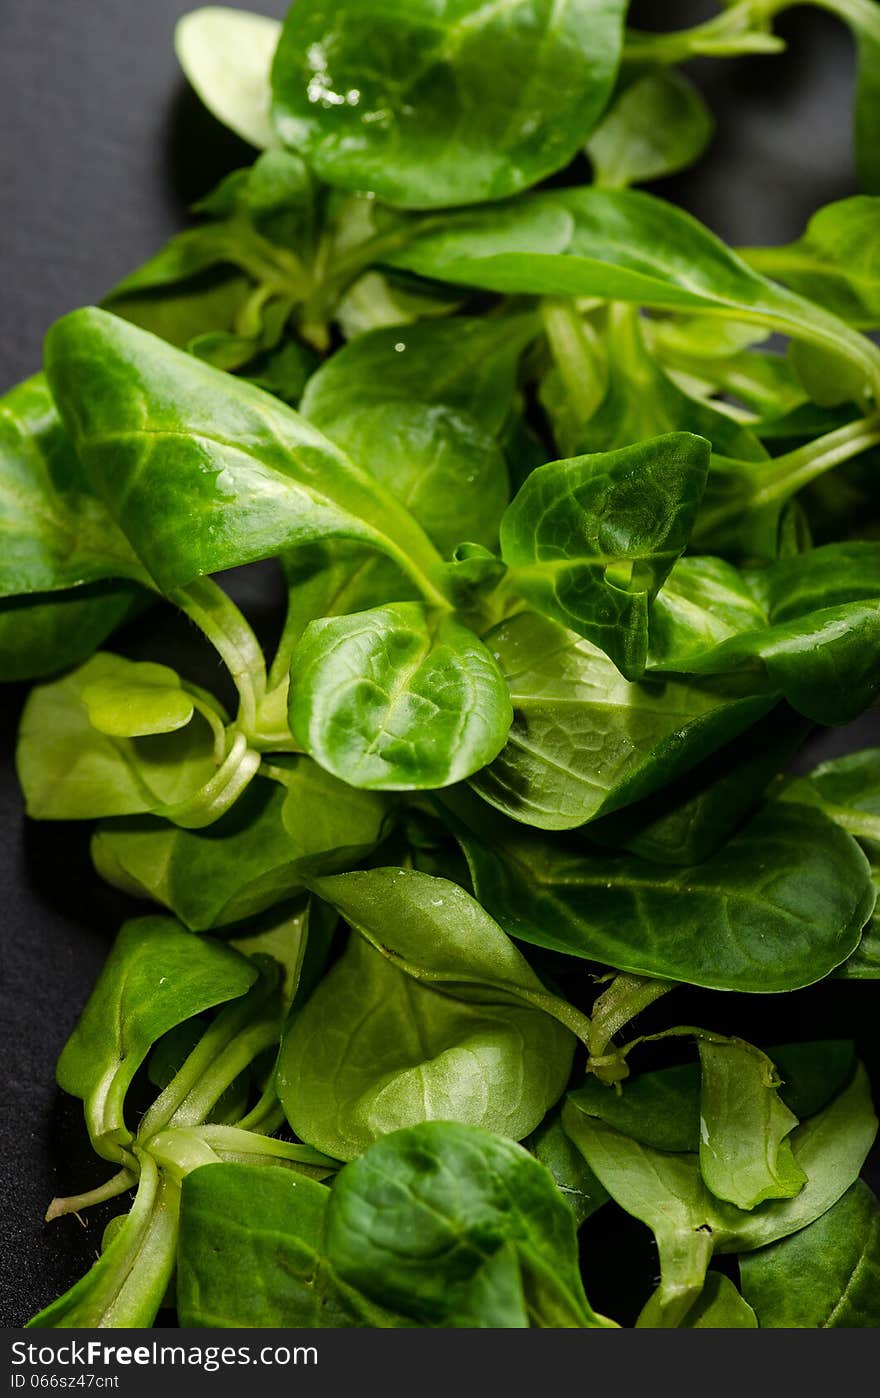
(4, 1, 880, 1329)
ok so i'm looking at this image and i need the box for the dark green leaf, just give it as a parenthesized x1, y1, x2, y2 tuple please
(176, 1162, 388, 1327)
(387, 187, 880, 399)
(0, 374, 144, 596)
(563, 1063, 878, 1325)
(325, 1121, 613, 1326)
(500, 433, 710, 679)
(566, 1042, 857, 1157)
(587, 704, 809, 865)
(448, 796, 874, 991)
(0, 582, 144, 684)
(739, 1180, 880, 1327)
(526, 1114, 609, 1227)
(270, 0, 627, 208)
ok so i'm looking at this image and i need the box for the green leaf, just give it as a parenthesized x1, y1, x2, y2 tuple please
(742, 197, 880, 328)
(567, 1064, 705, 1154)
(740, 1180, 880, 1327)
(27, 1155, 178, 1329)
(270, 0, 627, 208)
(563, 1063, 878, 1326)
(0, 582, 144, 684)
(679, 1272, 756, 1329)
(565, 1042, 858, 1157)
(500, 433, 710, 679)
(587, 704, 809, 866)
(698, 1038, 806, 1211)
(278, 868, 576, 1160)
(278, 933, 573, 1162)
(470, 609, 774, 830)
(177, 1162, 387, 1327)
(649, 547, 880, 726)
(586, 68, 714, 189)
(175, 7, 281, 149)
(447, 795, 874, 991)
(777, 745, 880, 849)
(0, 374, 145, 596)
(527, 1113, 610, 1227)
(81, 659, 195, 737)
(300, 314, 538, 438)
(16, 654, 221, 821)
(55, 916, 256, 1161)
(44, 309, 445, 601)
(289, 602, 512, 790)
(325, 1121, 614, 1326)
(92, 768, 389, 932)
(572, 305, 767, 462)
(387, 186, 880, 400)
(307, 400, 510, 556)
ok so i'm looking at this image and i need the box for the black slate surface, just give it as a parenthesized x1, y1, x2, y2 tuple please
(1, 0, 877, 1328)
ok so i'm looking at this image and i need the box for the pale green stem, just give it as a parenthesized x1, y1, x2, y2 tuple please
(624, 2, 785, 64)
(186, 692, 228, 763)
(147, 1128, 220, 1183)
(197, 1125, 338, 1173)
(171, 576, 267, 733)
(45, 1167, 137, 1223)
(234, 281, 276, 340)
(589, 974, 678, 1058)
(588, 974, 677, 1083)
(750, 415, 880, 509)
(163, 731, 261, 828)
(234, 1080, 286, 1135)
(541, 298, 606, 426)
(161, 1016, 282, 1132)
(137, 985, 274, 1143)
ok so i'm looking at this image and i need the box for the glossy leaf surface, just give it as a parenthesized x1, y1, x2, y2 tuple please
(44, 309, 443, 598)
(471, 610, 773, 830)
(271, 0, 626, 208)
(289, 602, 512, 789)
(500, 432, 709, 678)
(0, 374, 144, 596)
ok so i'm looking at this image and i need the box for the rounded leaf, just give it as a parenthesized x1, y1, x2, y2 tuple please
(270, 0, 626, 208)
(175, 7, 281, 149)
(289, 602, 512, 790)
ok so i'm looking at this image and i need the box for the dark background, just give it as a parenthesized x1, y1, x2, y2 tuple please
(1, 0, 878, 1327)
